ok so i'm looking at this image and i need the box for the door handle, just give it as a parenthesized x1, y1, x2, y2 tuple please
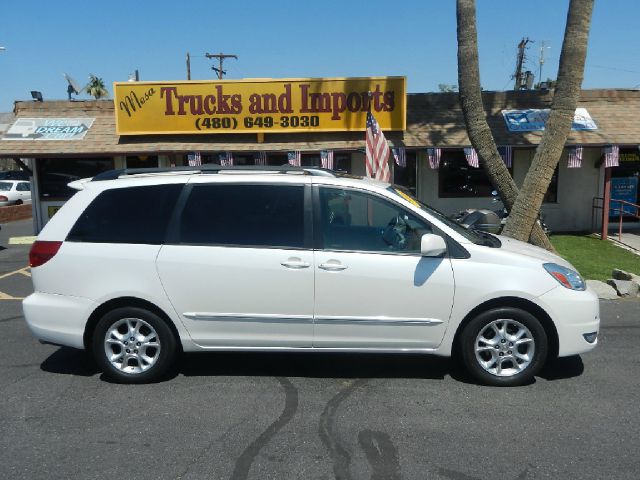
(319, 261, 348, 271)
(281, 258, 310, 269)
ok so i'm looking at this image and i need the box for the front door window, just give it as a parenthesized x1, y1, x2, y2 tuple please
(318, 187, 433, 254)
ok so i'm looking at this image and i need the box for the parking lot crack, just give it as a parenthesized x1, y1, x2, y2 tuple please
(229, 376, 299, 480)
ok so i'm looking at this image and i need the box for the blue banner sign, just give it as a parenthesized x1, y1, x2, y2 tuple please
(502, 108, 597, 132)
(610, 176, 639, 217)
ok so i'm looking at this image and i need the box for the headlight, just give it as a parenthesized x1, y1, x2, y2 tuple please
(543, 263, 586, 291)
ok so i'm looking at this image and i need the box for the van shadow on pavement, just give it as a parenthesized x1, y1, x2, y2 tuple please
(40, 347, 584, 385)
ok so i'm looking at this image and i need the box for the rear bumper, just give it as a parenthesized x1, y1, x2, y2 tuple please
(538, 286, 600, 357)
(22, 292, 96, 349)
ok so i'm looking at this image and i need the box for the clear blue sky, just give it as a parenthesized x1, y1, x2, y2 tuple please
(1, 0, 638, 112)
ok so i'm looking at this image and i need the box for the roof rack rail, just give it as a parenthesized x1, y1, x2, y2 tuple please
(91, 164, 337, 182)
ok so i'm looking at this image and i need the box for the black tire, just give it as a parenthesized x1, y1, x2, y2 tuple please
(15, 200, 23, 205)
(459, 307, 548, 387)
(92, 307, 177, 384)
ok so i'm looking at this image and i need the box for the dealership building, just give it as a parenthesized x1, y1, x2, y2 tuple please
(0, 77, 638, 234)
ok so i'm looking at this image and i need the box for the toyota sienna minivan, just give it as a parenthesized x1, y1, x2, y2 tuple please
(23, 165, 599, 386)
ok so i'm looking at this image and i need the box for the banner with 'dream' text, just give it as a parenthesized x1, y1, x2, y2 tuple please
(114, 77, 406, 135)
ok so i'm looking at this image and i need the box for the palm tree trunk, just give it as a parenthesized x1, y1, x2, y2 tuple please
(456, 0, 553, 250)
(501, 0, 594, 241)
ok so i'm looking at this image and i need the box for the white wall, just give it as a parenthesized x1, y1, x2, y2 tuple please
(513, 148, 601, 232)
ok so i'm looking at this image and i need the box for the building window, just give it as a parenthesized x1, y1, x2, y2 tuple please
(36, 158, 113, 200)
(126, 155, 158, 169)
(392, 151, 417, 196)
(439, 150, 501, 198)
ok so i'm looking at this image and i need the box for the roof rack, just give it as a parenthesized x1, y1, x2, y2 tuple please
(91, 164, 337, 182)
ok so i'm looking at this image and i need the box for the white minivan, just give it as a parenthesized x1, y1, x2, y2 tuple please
(23, 166, 599, 386)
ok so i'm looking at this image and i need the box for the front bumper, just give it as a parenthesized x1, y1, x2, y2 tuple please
(23, 292, 97, 349)
(538, 285, 600, 357)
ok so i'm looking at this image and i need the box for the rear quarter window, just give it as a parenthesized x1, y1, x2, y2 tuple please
(66, 184, 183, 244)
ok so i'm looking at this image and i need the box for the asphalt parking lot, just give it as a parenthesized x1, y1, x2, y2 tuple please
(1, 219, 639, 480)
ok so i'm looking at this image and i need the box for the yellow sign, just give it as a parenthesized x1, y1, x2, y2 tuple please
(114, 77, 406, 135)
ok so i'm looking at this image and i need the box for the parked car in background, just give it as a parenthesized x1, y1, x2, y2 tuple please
(0, 180, 32, 206)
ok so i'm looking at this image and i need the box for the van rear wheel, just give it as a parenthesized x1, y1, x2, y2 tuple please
(92, 307, 177, 384)
(460, 307, 548, 387)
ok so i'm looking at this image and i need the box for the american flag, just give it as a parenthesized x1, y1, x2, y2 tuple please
(604, 145, 619, 168)
(254, 151, 267, 166)
(187, 152, 202, 166)
(392, 147, 406, 167)
(219, 151, 234, 166)
(567, 146, 583, 168)
(320, 150, 334, 170)
(499, 146, 513, 168)
(464, 147, 479, 168)
(365, 111, 391, 182)
(288, 151, 301, 167)
(427, 148, 441, 169)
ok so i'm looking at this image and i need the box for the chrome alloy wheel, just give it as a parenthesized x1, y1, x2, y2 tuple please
(474, 319, 535, 377)
(104, 318, 161, 374)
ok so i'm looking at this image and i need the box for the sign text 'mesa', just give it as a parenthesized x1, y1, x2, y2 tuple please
(159, 83, 395, 120)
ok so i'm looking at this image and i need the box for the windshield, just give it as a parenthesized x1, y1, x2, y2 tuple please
(387, 185, 501, 247)
(0, 182, 13, 191)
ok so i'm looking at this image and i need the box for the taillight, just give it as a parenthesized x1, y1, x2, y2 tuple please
(0, 195, 7, 201)
(29, 241, 63, 268)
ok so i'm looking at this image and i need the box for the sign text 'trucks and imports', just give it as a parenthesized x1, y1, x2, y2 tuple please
(114, 77, 406, 135)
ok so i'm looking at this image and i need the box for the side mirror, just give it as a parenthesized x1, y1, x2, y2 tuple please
(420, 234, 447, 257)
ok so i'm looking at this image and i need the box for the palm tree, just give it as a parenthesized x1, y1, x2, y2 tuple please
(85, 74, 109, 100)
(456, 0, 593, 249)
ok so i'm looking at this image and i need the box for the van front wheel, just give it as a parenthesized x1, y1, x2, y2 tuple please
(92, 307, 177, 383)
(460, 308, 548, 387)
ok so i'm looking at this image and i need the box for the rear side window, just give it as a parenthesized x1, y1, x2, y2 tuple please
(67, 184, 182, 244)
(179, 184, 304, 248)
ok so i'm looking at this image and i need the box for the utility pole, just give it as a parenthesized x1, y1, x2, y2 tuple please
(538, 41, 550, 86)
(512, 37, 532, 90)
(186, 52, 191, 80)
(205, 52, 238, 79)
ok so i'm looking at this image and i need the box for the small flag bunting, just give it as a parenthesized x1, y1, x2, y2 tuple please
(427, 148, 441, 169)
(392, 147, 407, 167)
(187, 152, 202, 167)
(320, 150, 334, 170)
(219, 151, 234, 166)
(567, 146, 583, 168)
(288, 151, 301, 167)
(499, 146, 513, 168)
(254, 151, 267, 166)
(464, 147, 479, 168)
(603, 145, 619, 168)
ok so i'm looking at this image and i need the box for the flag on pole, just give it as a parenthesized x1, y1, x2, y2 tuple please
(499, 146, 513, 168)
(320, 150, 334, 170)
(288, 151, 301, 166)
(187, 152, 202, 166)
(365, 111, 391, 181)
(427, 148, 441, 169)
(603, 145, 619, 168)
(219, 151, 234, 166)
(392, 147, 406, 167)
(254, 151, 267, 166)
(567, 146, 583, 168)
(464, 147, 479, 168)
